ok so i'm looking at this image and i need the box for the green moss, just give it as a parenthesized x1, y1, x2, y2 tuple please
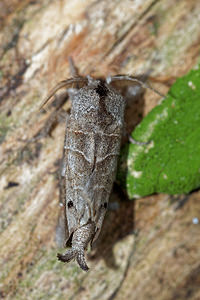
(14, 246, 82, 299)
(117, 66, 200, 198)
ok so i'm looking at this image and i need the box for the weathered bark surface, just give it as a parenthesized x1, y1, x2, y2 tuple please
(0, 0, 200, 299)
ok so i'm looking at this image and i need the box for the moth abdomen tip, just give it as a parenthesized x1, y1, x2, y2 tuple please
(57, 252, 67, 262)
(76, 250, 89, 271)
(57, 250, 89, 272)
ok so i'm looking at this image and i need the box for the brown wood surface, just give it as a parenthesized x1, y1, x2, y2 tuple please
(0, 0, 200, 299)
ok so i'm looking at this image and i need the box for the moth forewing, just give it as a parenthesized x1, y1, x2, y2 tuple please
(56, 78, 125, 270)
(44, 66, 160, 271)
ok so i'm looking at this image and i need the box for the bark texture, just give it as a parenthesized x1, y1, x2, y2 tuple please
(0, 0, 200, 299)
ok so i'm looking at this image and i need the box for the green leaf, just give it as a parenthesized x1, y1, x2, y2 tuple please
(117, 66, 200, 198)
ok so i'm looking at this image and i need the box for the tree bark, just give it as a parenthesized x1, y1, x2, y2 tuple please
(0, 0, 200, 299)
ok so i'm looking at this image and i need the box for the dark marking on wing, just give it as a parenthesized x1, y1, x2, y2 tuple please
(95, 81, 114, 128)
(67, 201, 74, 208)
(95, 80, 108, 99)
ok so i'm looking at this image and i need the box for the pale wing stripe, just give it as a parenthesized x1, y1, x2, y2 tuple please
(65, 147, 91, 163)
(72, 185, 109, 193)
(96, 152, 119, 163)
(67, 128, 120, 138)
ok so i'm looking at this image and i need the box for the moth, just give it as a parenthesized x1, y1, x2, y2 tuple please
(42, 59, 161, 271)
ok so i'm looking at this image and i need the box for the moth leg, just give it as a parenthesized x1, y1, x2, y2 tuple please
(32, 108, 70, 142)
(17, 107, 70, 145)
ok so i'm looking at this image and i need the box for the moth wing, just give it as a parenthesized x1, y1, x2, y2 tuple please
(84, 165, 109, 244)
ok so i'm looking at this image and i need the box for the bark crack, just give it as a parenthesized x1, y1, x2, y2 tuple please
(104, 0, 161, 58)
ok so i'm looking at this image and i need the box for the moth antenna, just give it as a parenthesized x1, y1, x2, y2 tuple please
(76, 250, 89, 271)
(57, 249, 77, 263)
(39, 77, 88, 111)
(107, 75, 165, 98)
